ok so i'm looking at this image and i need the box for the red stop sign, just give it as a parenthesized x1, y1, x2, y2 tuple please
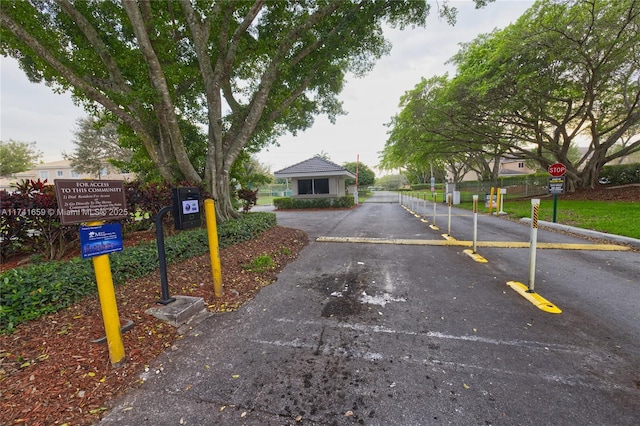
(548, 162, 566, 177)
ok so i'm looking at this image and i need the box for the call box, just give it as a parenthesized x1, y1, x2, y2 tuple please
(172, 187, 201, 230)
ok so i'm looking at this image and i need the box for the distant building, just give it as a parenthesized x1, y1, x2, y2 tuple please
(274, 157, 355, 198)
(0, 159, 136, 192)
(447, 157, 537, 182)
(498, 157, 536, 176)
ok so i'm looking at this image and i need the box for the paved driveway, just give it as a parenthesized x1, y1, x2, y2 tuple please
(100, 192, 640, 425)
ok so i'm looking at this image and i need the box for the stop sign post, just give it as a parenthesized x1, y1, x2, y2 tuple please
(547, 163, 566, 223)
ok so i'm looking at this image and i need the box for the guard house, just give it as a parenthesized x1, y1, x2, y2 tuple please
(274, 157, 356, 199)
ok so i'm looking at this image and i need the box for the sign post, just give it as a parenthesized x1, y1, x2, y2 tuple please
(54, 179, 128, 367)
(547, 163, 566, 223)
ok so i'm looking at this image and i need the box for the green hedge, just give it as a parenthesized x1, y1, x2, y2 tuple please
(599, 163, 640, 185)
(0, 212, 276, 334)
(273, 196, 354, 209)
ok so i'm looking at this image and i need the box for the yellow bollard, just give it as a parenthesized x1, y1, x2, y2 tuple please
(88, 222, 125, 367)
(488, 187, 495, 215)
(204, 199, 223, 297)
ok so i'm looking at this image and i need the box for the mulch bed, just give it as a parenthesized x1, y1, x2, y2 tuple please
(0, 226, 308, 426)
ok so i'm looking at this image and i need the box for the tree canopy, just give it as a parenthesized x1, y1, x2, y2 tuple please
(0, 0, 489, 219)
(381, 0, 640, 189)
(63, 117, 132, 178)
(0, 140, 42, 176)
(343, 161, 375, 187)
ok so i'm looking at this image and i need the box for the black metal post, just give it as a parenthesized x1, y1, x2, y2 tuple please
(155, 206, 175, 305)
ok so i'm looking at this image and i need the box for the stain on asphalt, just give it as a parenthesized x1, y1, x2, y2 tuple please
(316, 270, 369, 319)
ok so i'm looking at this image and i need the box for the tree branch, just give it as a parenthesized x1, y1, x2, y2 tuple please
(0, 10, 174, 181)
(122, 0, 201, 183)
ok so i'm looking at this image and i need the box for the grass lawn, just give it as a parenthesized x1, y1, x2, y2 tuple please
(256, 195, 275, 206)
(461, 198, 640, 239)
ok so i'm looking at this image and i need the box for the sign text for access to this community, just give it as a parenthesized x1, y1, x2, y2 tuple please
(54, 179, 128, 225)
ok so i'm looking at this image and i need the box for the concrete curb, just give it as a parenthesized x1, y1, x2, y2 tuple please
(520, 218, 640, 249)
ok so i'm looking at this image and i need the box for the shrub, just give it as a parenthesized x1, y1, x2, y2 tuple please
(123, 180, 211, 232)
(0, 179, 79, 262)
(0, 212, 276, 334)
(599, 163, 640, 185)
(237, 188, 258, 213)
(273, 196, 354, 209)
(410, 183, 431, 191)
(0, 179, 213, 262)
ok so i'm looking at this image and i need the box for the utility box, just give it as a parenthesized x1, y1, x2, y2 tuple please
(172, 187, 201, 230)
(452, 191, 461, 205)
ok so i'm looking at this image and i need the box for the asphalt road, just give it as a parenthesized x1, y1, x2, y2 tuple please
(100, 191, 640, 425)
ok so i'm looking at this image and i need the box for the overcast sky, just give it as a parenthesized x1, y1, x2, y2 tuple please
(0, 0, 533, 175)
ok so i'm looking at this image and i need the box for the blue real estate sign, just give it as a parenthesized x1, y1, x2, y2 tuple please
(80, 223, 123, 259)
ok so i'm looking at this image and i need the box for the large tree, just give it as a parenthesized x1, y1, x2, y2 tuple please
(383, 0, 640, 190)
(0, 0, 487, 219)
(451, 0, 640, 188)
(0, 140, 42, 176)
(380, 75, 509, 185)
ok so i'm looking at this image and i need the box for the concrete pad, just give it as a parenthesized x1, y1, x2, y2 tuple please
(145, 295, 207, 328)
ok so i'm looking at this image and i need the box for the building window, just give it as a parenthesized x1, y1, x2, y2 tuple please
(56, 170, 64, 177)
(298, 178, 330, 195)
(71, 170, 80, 177)
(314, 178, 329, 194)
(39, 171, 49, 180)
(298, 179, 312, 194)
(518, 162, 525, 168)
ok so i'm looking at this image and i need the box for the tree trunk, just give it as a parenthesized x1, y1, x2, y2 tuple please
(213, 166, 240, 222)
(575, 147, 608, 189)
(578, 162, 600, 189)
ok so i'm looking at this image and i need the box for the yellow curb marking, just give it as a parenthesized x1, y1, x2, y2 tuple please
(463, 249, 488, 263)
(441, 234, 456, 241)
(506, 281, 562, 314)
(315, 237, 630, 251)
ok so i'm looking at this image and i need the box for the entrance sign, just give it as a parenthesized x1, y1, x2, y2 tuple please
(548, 163, 566, 177)
(54, 179, 127, 225)
(80, 223, 123, 258)
(54, 179, 128, 366)
(548, 176, 566, 194)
